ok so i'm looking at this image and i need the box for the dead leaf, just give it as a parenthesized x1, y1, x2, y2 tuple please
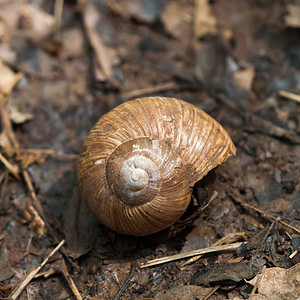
(233, 68, 255, 92)
(0, 3, 55, 40)
(113, 0, 163, 23)
(0, 60, 22, 97)
(8, 102, 34, 124)
(190, 257, 265, 286)
(0, 132, 11, 148)
(61, 27, 85, 58)
(0, 43, 17, 64)
(19, 4, 55, 39)
(155, 285, 213, 300)
(194, 0, 217, 38)
(246, 263, 300, 300)
(285, 4, 300, 28)
(82, 1, 119, 86)
(161, 2, 191, 38)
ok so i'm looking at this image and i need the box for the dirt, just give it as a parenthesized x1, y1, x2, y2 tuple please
(0, 0, 299, 299)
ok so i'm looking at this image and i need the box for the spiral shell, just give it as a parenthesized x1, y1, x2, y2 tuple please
(78, 97, 236, 236)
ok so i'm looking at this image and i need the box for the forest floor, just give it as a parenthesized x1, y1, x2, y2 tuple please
(0, 0, 299, 299)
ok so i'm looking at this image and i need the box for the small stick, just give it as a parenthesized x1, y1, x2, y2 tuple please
(140, 242, 243, 268)
(120, 82, 178, 100)
(54, 259, 83, 300)
(232, 196, 300, 234)
(34, 268, 56, 279)
(112, 264, 135, 300)
(54, 0, 64, 40)
(24, 202, 46, 236)
(255, 218, 277, 256)
(9, 240, 65, 300)
(0, 152, 20, 179)
(249, 265, 266, 300)
(201, 285, 220, 300)
(289, 249, 299, 259)
(5, 147, 79, 160)
(22, 169, 47, 223)
(181, 231, 246, 267)
(278, 90, 300, 104)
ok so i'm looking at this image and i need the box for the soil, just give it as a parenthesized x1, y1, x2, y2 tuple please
(0, 1, 299, 299)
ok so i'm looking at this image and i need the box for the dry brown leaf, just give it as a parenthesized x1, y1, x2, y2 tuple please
(8, 102, 34, 124)
(246, 263, 300, 300)
(194, 0, 217, 38)
(155, 285, 213, 300)
(0, 60, 22, 96)
(61, 27, 85, 58)
(0, 131, 11, 148)
(285, 4, 300, 28)
(4, 148, 46, 168)
(161, 2, 191, 38)
(234, 68, 255, 92)
(82, 1, 119, 86)
(0, 3, 20, 29)
(0, 3, 55, 40)
(0, 44, 17, 64)
(19, 4, 55, 39)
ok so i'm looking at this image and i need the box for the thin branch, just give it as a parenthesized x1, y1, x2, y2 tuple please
(181, 231, 246, 268)
(54, 0, 64, 40)
(112, 264, 135, 300)
(0, 152, 20, 179)
(249, 265, 266, 300)
(54, 259, 83, 300)
(278, 90, 300, 104)
(201, 285, 220, 300)
(289, 248, 299, 259)
(5, 147, 78, 160)
(9, 240, 65, 300)
(232, 196, 300, 234)
(140, 242, 243, 268)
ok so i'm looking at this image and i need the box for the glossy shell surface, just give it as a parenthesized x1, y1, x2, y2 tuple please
(78, 97, 236, 235)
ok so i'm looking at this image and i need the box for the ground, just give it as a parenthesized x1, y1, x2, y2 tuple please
(0, 0, 299, 299)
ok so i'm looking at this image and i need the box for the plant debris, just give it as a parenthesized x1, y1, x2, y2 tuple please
(0, 0, 299, 299)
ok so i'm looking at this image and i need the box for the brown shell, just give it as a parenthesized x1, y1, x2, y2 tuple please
(78, 97, 236, 236)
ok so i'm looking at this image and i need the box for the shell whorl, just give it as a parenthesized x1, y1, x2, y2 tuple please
(106, 137, 187, 207)
(78, 97, 236, 235)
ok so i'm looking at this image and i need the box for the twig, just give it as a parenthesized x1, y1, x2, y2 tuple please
(24, 201, 46, 236)
(0, 152, 20, 179)
(278, 90, 300, 104)
(289, 248, 299, 259)
(112, 264, 135, 300)
(255, 218, 277, 256)
(54, 0, 64, 40)
(0, 98, 20, 148)
(120, 82, 178, 100)
(140, 242, 243, 268)
(9, 240, 65, 300)
(249, 265, 266, 300)
(181, 231, 246, 267)
(0, 97, 48, 236)
(22, 169, 47, 223)
(5, 147, 78, 160)
(201, 285, 220, 300)
(54, 259, 83, 300)
(232, 196, 300, 234)
(34, 268, 56, 279)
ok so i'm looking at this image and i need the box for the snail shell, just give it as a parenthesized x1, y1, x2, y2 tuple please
(78, 97, 236, 236)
